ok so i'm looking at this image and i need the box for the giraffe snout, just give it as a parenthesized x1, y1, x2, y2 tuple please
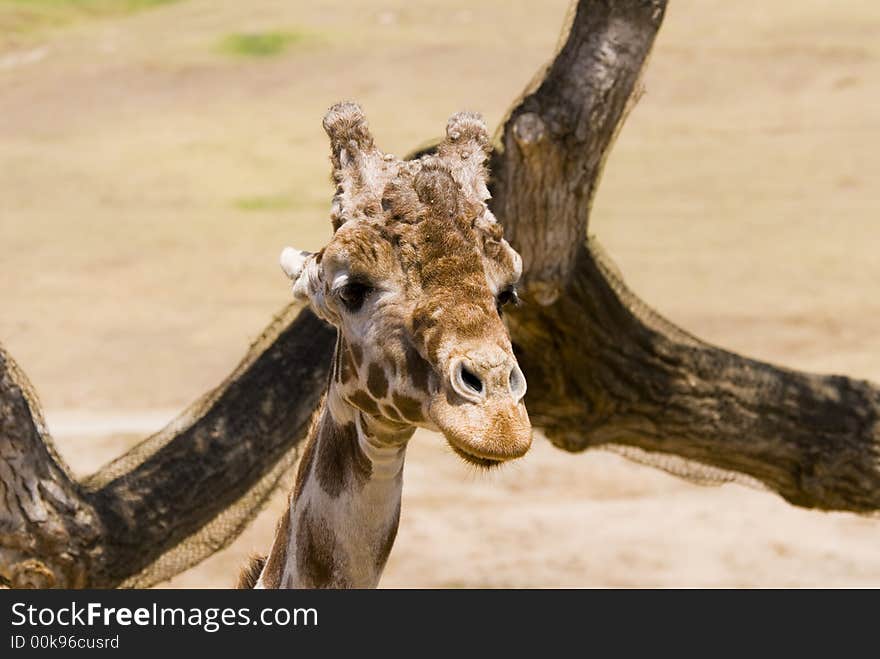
(429, 347, 532, 466)
(449, 351, 527, 405)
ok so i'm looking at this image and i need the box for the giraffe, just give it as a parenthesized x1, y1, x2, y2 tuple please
(240, 102, 531, 589)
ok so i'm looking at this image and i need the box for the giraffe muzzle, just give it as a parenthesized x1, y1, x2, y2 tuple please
(429, 349, 532, 466)
(449, 355, 527, 405)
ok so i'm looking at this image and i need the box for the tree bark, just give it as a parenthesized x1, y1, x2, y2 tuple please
(0, 345, 101, 588)
(505, 242, 880, 511)
(491, 0, 880, 512)
(2, 0, 880, 588)
(1, 305, 333, 588)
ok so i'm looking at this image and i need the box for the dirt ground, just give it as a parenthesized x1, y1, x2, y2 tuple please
(1, 0, 878, 587)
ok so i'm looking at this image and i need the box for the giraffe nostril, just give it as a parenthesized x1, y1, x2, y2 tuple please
(450, 358, 486, 402)
(508, 363, 527, 403)
(450, 356, 523, 403)
(460, 366, 484, 395)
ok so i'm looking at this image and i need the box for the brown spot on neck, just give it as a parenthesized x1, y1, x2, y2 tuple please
(404, 346, 431, 393)
(291, 400, 324, 503)
(293, 433, 318, 503)
(258, 509, 291, 589)
(392, 392, 424, 423)
(349, 389, 380, 417)
(314, 412, 371, 498)
(382, 403, 402, 423)
(367, 362, 389, 399)
(296, 507, 341, 588)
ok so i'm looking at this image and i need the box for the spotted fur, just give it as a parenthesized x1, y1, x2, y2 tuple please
(314, 417, 369, 498)
(295, 507, 340, 588)
(248, 102, 532, 590)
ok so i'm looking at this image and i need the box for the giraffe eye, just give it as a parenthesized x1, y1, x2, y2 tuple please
(496, 285, 519, 316)
(338, 281, 372, 312)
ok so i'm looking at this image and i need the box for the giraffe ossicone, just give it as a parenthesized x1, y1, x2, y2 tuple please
(244, 101, 532, 589)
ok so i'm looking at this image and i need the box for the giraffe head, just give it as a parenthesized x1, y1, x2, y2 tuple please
(281, 102, 530, 467)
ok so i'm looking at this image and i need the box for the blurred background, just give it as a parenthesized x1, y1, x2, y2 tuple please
(1, 0, 878, 586)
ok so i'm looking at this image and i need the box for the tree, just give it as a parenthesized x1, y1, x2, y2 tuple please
(2, 0, 878, 589)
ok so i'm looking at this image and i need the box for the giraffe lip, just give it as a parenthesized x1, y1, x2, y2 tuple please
(448, 443, 504, 469)
(428, 398, 532, 467)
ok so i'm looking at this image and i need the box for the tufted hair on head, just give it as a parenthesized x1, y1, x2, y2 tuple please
(320, 103, 492, 232)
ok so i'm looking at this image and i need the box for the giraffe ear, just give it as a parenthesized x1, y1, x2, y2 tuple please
(280, 247, 310, 279)
(280, 247, 315, 301)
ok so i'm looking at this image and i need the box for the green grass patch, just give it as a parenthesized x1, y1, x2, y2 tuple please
(0, 0, 182, 48)
(3, 0, 177, 6)
(0, 0, 182, 22)
(233, 195, 296, 212)
(219, 30, 307, 58)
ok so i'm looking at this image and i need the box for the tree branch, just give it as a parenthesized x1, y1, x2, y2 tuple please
(3, 0, 879, 588)
(507, 242, 880, 511)
(0, 345, 101, 588)
(492, 0, 880, 511)
(1, 305, 334, 587)
(493, 0, 665, 304)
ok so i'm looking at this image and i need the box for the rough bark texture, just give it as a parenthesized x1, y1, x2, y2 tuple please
(1, 306, 334, 587)
(2, 0, 880, 587)
(491, 0, 880, 512)
(493, 0, 663, 305)
(0, 346, 102, 588)
(505, 242, 880, 512)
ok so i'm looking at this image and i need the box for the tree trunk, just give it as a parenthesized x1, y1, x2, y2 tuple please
(2, 0, 879, 588)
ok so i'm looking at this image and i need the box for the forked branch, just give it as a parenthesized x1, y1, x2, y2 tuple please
(492, 0, 880, 511)
(2, 0, 879, 589)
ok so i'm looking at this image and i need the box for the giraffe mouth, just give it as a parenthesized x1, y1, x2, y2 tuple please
(449, 443, 504, 469)
(429, 396, 532, 469)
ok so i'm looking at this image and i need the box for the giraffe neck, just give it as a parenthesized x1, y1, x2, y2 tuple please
(257, 385, 413, 589)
